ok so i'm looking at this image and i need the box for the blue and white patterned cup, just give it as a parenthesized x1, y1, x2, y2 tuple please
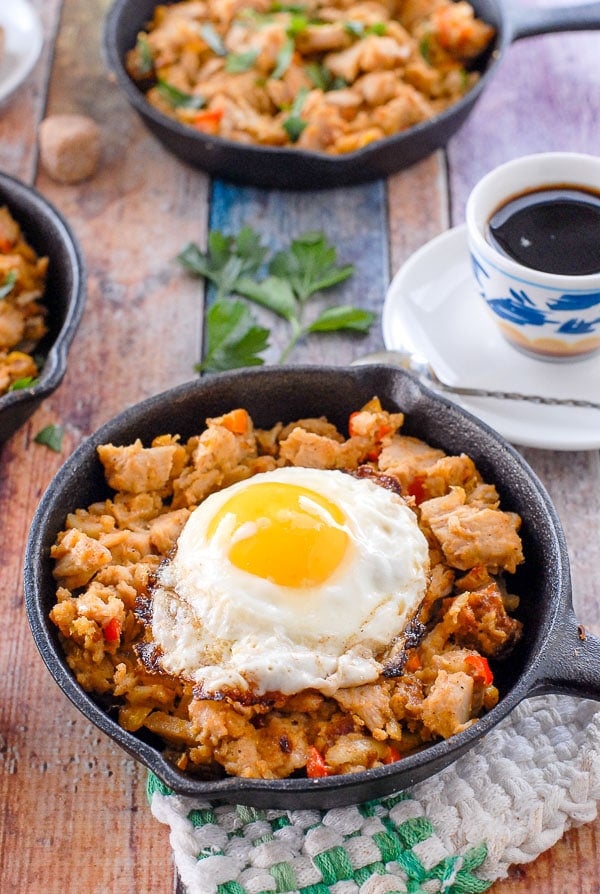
(466, 153, 600, 361)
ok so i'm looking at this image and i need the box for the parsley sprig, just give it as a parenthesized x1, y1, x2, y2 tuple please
(34, 423, 64, 452)
(197, 299, 270, 372)
(178, 227, 375, 372)
(156, 79, 206, 110)
(0, 270, 17, 299)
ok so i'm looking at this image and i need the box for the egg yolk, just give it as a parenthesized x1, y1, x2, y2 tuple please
(207, 482, 349, 588)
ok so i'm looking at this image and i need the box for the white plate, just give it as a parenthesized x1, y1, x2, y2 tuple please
(0, 0, 43, 106)
(383, 225, 600, 451)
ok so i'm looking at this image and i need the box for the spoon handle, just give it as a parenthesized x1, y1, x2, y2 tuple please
(352, 352, 600, 410)
(429, 377, 600, 410)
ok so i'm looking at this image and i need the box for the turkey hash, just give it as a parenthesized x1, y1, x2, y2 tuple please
(0, 206, 48, 396)
(126, 0, 495, 154)
(50, 398, 523, 779)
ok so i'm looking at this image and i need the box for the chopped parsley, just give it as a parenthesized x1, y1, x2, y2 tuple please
(225, 49, 260, 73)
(34, 423, 64, 452)
(200, 23, 227, 56)
(156, 79, 206, 110)
(0, 270, 17, 300)
(8, 376, 38, 391)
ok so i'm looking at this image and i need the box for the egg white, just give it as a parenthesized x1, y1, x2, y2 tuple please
(150, 466, 429, 696)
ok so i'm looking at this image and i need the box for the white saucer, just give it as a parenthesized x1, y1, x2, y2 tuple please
(0, 0, 43, 107)
(383, 225, 600, 451)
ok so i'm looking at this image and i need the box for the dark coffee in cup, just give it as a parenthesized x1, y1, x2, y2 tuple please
(466, 153, 600, 361)
(487, 185, 600, 276)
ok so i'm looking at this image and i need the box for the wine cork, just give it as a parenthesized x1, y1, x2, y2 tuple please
(38, 114, 101, 184)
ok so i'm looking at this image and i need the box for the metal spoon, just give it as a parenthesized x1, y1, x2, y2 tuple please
(353, 350, 600, 410)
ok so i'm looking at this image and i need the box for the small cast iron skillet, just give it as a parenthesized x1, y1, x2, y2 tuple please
(24, 366, 600, 808)
(0, 173, 86, 442)
(104, 0, 600, 189)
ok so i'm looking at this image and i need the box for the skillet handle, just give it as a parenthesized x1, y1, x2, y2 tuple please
(527, 610, 600, 701)
(506, 2, 600, 41)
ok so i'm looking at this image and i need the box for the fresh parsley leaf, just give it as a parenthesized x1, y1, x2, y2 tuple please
(283, 116, 307, 141)
(8, 375, 38, 391)
(270, 2, 307, 11)
(156, 79, 206, 110)
(0, 270, 17, 299)
(269, 231, 354, 302)
(304, 63, 348, 93)
(286, 14, 309, 36)
(201, 23, 227, 56)
(136, 34, 154, 75)
(225, 49, 259, 73)
(233, 227, 269, 268)
(345, 21, 386, 39)
(34, 423, 64, 452)
(235, 274, 297, 320)
(282, 86, 309, 142)
(419, 32, 431, 64)
(306, 306, 376, 332)
(345, 20, 365, 37)
(178, 228, 268, 300)
(331, 75, 349, 90)
(196, 299, 269, 372)
(305, 60, 330, 91)
(272, 37, 294, 79)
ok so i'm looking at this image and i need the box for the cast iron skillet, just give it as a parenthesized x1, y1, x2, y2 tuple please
(104, 0, 600, 189)
(0, 173, 86, 442)
(24, 366, 600, 808)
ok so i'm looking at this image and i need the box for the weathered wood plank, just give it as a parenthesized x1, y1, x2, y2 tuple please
(445, 6, 600, 889)
(0, 0, 208, 891)
(208, 180, 389, 365)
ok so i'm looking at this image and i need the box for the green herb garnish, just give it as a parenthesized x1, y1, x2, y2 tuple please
(304, 62, 346, 92)
(282, 115, 307, 141)
(34, 424, 64, 452)
(270, 2, 307, 12)
(201, 23, 227, 56)
(180, 227, 374, 371)
(286, 14, 310, 36)
(195, 299, 270, 372)
(282, 86, 309, 141)
(136, 34, 154, 75)
(179, 227, 268, 302)
(0, 270, 17, 300)
(271, 37, 294, 79)
(156, 79, 206, 110)
(345, 21, 386, 38)
(419, 32, 431, 63)
(8, 375, 38, 391)
(225, 49, 260, 73)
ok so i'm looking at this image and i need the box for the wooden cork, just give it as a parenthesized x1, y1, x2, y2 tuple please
(38, 113, 101, 184)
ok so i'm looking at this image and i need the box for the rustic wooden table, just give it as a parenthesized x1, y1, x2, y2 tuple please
(1, 0, 599, 890)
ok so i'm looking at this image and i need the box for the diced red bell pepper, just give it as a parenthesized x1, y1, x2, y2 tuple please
(383, 746, 401, 764)
(103, 617, 121, 643)
(465, 654, 494, 687)
(306, 746, 329, 778)
(193, 108, 224, 134)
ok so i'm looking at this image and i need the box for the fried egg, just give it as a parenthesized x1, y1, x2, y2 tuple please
(149, 467, 429, 697)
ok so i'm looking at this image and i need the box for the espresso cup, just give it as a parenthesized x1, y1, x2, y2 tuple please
(465, 152, 600, 361)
